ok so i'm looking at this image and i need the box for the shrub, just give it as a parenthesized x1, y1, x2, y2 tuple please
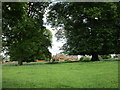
(64, 59, 72, 62)
(98, 55, 103, 60)
(80, 56, 91, 62)
(46, 61, 58, 64)
(100, 55, 111, 59)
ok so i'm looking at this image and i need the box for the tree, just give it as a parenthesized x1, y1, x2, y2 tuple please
(2, 2, 28, 65)
(2, 2, 52, 65)
(48, 2, 120, 61)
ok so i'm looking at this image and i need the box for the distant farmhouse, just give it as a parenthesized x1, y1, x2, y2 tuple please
(52, 53, 80, 62)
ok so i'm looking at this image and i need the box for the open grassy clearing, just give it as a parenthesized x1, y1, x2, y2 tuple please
(2, 61, 118, 88)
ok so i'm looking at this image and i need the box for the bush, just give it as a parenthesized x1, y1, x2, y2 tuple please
(64, 59, 72, 62)
(98, 55, 103, 60)
(100, 55, 111, 59)
(45, 58, 51, 62)
(46, 62, 58, 64)
(80, 56, 91, 62)
(113, 55, 118, 59)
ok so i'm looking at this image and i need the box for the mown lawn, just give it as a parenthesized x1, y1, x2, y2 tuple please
(2, 61, 118, 88)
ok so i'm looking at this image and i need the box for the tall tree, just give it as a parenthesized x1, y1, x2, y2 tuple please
(2, 2, 52, 65)
(48, 2, 120, 61)
(2, 2, 27, 65)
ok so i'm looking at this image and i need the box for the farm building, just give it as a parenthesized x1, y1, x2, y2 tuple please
(52, 53, 80, 62)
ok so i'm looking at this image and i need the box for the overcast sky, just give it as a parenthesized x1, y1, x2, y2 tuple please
(43, 9, 66, 56)
(46, 25, 66, 56)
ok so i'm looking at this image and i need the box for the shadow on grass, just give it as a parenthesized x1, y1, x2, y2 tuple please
(2, 59, 120, 67)
(46, 61, 81, 64)
(2, 62, 46, 67)
(23, 62, 46, 66)
(101, 59, 120, 61)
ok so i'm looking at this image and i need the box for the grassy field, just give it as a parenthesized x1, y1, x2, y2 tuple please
(2, 61, 118, 88)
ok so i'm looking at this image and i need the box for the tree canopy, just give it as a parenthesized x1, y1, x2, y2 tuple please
(48, 2, 120, 61)
(2, 2, 52, 65)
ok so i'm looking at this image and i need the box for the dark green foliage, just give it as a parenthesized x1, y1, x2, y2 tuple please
(46, 62, 58, 64)
(2, 2, 52, 65)
(64, 59, 71, 62)
(48, 2, 120, 61)
(9, 17, 52, 62)
(100, 55, 111, 59)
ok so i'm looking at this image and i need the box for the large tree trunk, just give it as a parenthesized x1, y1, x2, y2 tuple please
(18, 60, 23, 65)
(91, 54, 99, 61)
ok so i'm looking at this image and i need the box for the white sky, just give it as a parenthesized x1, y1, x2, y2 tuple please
(43, 9, 66, 56)
(46, 25, 66, 56)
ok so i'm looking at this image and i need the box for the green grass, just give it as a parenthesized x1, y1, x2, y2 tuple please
(2, 61, 118, 88)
